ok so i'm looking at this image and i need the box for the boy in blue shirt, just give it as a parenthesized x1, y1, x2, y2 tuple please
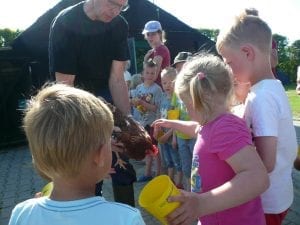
(9, 84, 145, 225)
(132, 59, 163, 181)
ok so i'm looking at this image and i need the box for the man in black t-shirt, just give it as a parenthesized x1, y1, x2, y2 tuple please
(49, 0, 136, 206)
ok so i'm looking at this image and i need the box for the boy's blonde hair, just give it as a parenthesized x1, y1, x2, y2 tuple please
(175, 54, 233, 123)
(216, 14, 272, 54)
(23, 84, 113, 179)
(161, 67, 177, 80)
(143, 58, 158, 69)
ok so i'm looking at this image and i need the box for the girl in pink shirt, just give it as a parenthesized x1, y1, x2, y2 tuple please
(152, 54, 269, 225)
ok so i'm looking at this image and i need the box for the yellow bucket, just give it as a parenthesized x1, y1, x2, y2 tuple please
(167, 109, 179, 120)
(41, 182, 53, 197)
(138, 175, 180, 224)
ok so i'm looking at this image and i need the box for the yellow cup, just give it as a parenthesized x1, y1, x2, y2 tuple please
(41, 182, 53, 196)
(138, 175, 181, 224)
(167, 109, 179, 120)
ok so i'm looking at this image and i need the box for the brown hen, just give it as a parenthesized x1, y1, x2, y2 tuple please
(102, 98, 158, 161)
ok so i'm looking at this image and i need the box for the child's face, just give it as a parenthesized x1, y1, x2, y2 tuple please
(233, 79, 251, 103)
(175, 62, 185, 73)
(181, 95, 201, 122)
(161, 76, 174, 95)
(220, 46, 252, 84)
(145, 32, 161, 47)
(143, 66, 157, 84)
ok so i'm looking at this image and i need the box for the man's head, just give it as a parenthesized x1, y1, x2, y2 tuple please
(216, 14, 272, 83)
(91, 0, 129, 22)
(23, 84, 114, 181)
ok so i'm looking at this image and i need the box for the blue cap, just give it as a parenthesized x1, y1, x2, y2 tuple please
(142, 20, 162, 34)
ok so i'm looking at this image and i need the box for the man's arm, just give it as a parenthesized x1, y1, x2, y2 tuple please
(55, 72, 75, 86)
(109, 60, 131, 115)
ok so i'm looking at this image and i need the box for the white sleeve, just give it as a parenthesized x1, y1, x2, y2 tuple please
(245, 91, 279, 137)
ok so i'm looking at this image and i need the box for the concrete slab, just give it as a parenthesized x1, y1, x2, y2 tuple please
(0, 123, 300, 225)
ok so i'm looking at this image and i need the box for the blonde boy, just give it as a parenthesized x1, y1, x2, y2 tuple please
(9, 84, 145, 225)
(217, 15, 297, 225)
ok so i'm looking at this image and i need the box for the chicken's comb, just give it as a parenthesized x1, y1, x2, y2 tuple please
(146, 145, 159, 156)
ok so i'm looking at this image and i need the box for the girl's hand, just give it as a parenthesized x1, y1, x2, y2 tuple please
(167, 190, 201, 225)
(152, 119, 172, 129)
(152, 119, 172, 141)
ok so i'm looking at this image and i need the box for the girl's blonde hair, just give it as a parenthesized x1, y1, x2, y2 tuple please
(161, 66, 177, 80)
(175, 54, 233, 123)
(23, 84, 113, 180)
(216, 14, 272, 54)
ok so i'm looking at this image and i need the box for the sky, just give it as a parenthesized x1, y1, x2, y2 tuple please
(0, 0, 299, 43)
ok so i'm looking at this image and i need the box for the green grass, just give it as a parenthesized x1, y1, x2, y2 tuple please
(285, 84, 300, 120)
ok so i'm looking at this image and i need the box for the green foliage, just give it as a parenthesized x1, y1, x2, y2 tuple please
(285, 84, 300, 119)
(0, 28, 21, 47)
(198, 28, 219, 42)
(273, 34, 300, 83)
(135, 40, 149, 73)
(196, 28, 300, 85)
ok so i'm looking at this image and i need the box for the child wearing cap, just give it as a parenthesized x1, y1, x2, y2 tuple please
(9, 84, 145, 225)
(172, 51, 192, 73)
(143, 20, 171, 87)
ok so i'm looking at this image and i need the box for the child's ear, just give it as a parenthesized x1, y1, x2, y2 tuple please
(241, 44, 255, 61)
(94, 146, 105, 167)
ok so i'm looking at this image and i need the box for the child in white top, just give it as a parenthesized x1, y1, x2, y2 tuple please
(217, 14, 297, 224)
(9, 84, 145, 225)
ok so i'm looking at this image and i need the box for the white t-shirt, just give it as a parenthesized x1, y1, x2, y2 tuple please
(244, 79, 297, 214)
(9, 196, 145, 225)
(124, 71, 132, 82)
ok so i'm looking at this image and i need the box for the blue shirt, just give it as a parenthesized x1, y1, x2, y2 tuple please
(132, 83, 163, 127)
(9, 196, 145, 225)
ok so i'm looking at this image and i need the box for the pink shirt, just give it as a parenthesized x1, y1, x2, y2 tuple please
(192, 113, 265, 225)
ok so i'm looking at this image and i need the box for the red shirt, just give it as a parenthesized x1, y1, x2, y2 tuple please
(149, 44, 170, 86)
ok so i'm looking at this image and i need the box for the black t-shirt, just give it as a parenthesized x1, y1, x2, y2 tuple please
(49, 1, 130, 96)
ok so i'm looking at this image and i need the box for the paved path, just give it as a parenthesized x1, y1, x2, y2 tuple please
(1, 125, 300, 225)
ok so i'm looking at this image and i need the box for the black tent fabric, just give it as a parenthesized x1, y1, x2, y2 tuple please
(12, 0, 216, 61)
(1, 0, 216, 147)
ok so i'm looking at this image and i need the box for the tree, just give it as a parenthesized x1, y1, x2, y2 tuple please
(198, 28, 219, 42)
(273, 34, 289, 63)
(286, 40, 300, 82)
(272, 34, 298, 82)
(0, 28, 21, 47)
